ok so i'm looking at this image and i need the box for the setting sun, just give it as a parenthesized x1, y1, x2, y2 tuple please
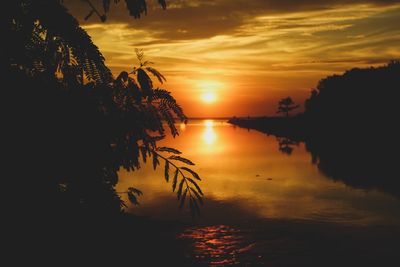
(202, 92, 217, 103)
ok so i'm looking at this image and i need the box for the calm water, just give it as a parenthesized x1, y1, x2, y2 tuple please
(116, 120, 400, 265)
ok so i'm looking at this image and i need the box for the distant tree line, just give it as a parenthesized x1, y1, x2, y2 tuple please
(303, 60, 400, 134)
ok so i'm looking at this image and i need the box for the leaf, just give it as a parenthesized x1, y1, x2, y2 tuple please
(152, 151, 159, 170)
(181, 167, 201, 180)
(125, 0, 147, 19)
(128, 187, 143, 196)
(161, 108, 178, 137)
(140, 146, 148, 163)
(146, 67, 166, 84)
(157, 147, 182, 155)
(187, 177, 203, 196)
(164, 161, 169, 182)
(137, 68, 152, 96)
(172, 169, 179, 192)
(169, 156, 195, 166)
(179, 188, 188, 209)
(151, 88, 187, 123)
(127, 191, 139, 205)
(190, 187, 203, 205)
(177, 178, 185, 200)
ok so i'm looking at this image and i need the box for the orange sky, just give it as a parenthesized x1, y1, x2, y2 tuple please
(65, 0, 400, 117)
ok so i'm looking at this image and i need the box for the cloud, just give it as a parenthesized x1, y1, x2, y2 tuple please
(64, 0, 400, 116)
(66, 0, 400, 40)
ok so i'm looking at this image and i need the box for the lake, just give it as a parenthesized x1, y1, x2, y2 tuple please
(116, 119, 400, 265)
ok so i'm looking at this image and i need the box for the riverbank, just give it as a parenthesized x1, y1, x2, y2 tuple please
(229, 116, 306, 141)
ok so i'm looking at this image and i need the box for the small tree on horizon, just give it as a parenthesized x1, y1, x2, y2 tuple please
(276, 97, 299, 117)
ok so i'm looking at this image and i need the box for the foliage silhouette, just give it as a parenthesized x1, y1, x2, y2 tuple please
(80, 0, 167, 22)
(276, 97, 299, 117)
(4, 0, 203, 218)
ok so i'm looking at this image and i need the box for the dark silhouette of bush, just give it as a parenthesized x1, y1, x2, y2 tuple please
(3, 2, 205, 263)
(304, 61, 400, 134)
(3, 0, 203, 219)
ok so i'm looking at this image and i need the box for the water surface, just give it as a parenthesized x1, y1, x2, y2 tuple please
(117, 120, 400, 225)
(116, 120, 400, 265)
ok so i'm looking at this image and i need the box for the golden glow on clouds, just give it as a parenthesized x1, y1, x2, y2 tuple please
(197, 80, 224, 91)
(73, 1, 400, 117)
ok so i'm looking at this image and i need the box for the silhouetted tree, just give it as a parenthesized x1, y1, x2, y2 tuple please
(4, 0, 203, 217)
(276, 97, 299, 117)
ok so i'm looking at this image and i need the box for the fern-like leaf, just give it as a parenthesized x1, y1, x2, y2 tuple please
(177, 178, 185, 200)
(157, 147, 182, 154)
(169, 156, 195, 166)
(172, 169, 179, 192)
(164, 161, 169, 182)
(146, 67, 166, 84)
(127, 186, 143, 205)
(152, 151, 159, 170)
(187, 177, 203, 196)
(181, 167, 201, 180)
(190, 187, 203, 205)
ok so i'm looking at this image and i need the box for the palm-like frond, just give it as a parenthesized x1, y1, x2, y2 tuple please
(111, 52, 202, 215)
(9, 1, 112, 85)
(6, 0, 201, 216)
(146, 67, 166, 84)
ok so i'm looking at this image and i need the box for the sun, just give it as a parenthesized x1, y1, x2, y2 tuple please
(201, 92, 217, 103)
(197, 80, 223, 104)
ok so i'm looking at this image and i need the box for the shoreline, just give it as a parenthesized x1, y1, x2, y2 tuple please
(228, 116, 306, 141)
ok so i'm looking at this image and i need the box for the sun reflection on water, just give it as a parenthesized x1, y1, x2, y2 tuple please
(179, 225, 255, 266)
(203, 120, 217, 145)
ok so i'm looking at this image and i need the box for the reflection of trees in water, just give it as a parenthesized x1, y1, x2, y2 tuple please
(266, 61, 400, 198)
(301, 61, 400, 198)
(304, 135, 400, 198)
(274, 133, 400, 198)
(276, 137, 299, 155)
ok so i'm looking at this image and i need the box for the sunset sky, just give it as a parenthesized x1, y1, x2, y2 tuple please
(66, 0, 400, 117)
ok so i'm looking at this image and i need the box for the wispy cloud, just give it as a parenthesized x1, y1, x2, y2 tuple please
(67, 0, 400, 117)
